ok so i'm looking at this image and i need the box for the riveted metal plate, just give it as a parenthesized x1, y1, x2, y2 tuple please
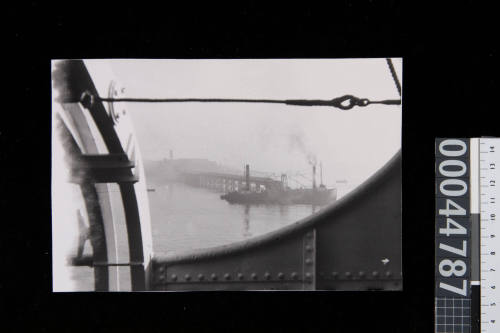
(152, 230, 312, 290)
(315, 153, 402, 290)
(302, 229, 316, 290)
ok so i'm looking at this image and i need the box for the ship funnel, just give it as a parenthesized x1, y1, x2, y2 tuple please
(245, 164, 250, 191)
(281, 173, 288, 189)
(312, 164, 317, 190)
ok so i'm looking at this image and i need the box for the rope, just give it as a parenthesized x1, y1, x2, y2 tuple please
(386, 58, 402, 97)
(81, 92, 401, 111)
(79, 62, 403, 110)
(99, 97, 285, 104)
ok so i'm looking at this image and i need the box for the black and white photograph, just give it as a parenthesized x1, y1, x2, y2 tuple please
(8, 2, 500, 332)
(51, 58, 402, 291)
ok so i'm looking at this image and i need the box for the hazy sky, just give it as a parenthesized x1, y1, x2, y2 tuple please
(88, 59, 402, 190)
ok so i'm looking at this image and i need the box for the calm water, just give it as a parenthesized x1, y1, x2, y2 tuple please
(69, 182, 334, 291)
(150, 182, 325, 255)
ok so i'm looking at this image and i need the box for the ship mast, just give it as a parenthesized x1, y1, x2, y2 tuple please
(320, 162, 323, 186)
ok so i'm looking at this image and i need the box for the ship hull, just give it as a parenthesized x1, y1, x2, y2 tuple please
(221, 188, 335, 205)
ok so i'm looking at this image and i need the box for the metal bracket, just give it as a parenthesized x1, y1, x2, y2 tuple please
(68, 255, 143, 267)
(68, 153, 138, 184)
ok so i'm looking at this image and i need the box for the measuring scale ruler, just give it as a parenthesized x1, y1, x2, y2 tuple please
(435, 138, 500, 333)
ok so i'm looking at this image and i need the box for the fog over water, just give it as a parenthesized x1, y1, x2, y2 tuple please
(55, 59, 402, 291)
(104, 58, 402, 192)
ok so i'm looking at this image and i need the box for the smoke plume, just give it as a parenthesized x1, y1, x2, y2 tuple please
(288, 131, 317, 166)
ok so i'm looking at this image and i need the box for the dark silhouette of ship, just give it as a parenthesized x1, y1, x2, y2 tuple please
(220, 164, 336, 205)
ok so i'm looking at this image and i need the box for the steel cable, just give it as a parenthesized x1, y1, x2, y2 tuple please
(386, 58, 402, 97)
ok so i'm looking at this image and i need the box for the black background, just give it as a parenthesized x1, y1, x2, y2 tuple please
(2, 2, 498, 332)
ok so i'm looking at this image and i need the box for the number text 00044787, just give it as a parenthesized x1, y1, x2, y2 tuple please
(436, 139, 470, 297)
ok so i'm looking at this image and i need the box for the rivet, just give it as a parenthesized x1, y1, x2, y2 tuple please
(305, 258, 313, 265)
(372, 271, 379, 277)
(264, 272, 271, 280)
(198, 274, 204, 281)
(278, 272, 284, 280)
(251, 273, 258, 280)
(305, 245, 313, 252)
(211, 273, 217, 281)
(358, 271, 365, 277)
(345, 272, 352, 278)
(237, 273, 244, 280)
(305, 272, 312, 280)
(331, 271, 338, 278)
(224, 273, 231, 280)
(291, 272, 298, 280)
(385, 271, 392, 277)
(171, 274, 177, 281)
(185, 274, 191, 281)
(306, 232, 314, 239)
(158, 266, 165, 273)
